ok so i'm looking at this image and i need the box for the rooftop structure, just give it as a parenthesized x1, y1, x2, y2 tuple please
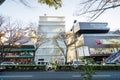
(74, 22, 109, 34)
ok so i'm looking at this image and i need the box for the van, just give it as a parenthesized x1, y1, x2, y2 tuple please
(37, 61, 52, 70)
(72, 60, 82, 69)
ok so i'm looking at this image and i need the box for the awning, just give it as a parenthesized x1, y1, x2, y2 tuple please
(5, 56, 33, 58)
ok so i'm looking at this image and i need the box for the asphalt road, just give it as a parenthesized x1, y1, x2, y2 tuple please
(0, 71, 120, 80)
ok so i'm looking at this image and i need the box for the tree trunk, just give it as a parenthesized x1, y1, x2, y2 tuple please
(65, 47, 68, 64)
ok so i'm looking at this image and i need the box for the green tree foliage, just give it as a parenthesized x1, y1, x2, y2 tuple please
(0, 0, 62, 9)
(81, 58, 95, 80)
(38, 0, 62, 9)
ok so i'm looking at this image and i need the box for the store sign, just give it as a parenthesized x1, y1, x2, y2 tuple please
(96, 40, 102, 45)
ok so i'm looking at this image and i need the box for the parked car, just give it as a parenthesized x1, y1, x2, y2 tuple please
(46, 63, 52, 70)
(0, 62, 16, 69)
(0, 66, 6, 71)
(72, 59, 83, 69)
(1, 61, 16, 65)
(37, 61, 52, 70)
(94, 61, 101, 65)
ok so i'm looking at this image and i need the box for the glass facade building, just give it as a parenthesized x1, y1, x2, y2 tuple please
(35, 16, 66, 64)
(68, 22, 120, 62)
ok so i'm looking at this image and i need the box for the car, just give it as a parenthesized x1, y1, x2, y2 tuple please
(94, 61, 101, 65)
(72, 59, 83, 69)
(46, 63, 52, 70)
(1, 62, 16, 65)
(0, 62, 16, 69)
(37, 61, 52, 70)
(0, 66, 6, 71)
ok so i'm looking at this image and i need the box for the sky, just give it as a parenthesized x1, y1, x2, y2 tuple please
(0, 0, 120, 31)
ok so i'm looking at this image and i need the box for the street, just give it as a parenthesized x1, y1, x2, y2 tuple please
(0, 71, 120, 80)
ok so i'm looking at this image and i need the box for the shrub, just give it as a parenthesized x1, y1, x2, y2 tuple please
(1, 64, 46, 71)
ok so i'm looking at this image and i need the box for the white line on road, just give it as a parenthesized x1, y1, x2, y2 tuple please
(72, 75, 111, 78)
(0, 75, 33, 78)
(72, 75, 81, 77)
(93, 75, 111, 77)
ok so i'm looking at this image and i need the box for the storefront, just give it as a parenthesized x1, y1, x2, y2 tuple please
(0, 45, 36, 64)
(69, 22, 120, 62)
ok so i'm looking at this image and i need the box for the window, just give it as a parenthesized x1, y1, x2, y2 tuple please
(90, 48, 115, 55)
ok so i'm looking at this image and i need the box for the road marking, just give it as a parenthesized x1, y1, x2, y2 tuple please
(72, 75, 81, 77)
(0, 75, 33, 78)
(72, 75, 111, 78)
(93, 75, 111, 77)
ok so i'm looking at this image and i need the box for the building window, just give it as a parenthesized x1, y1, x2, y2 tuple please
(90, 48, 115, 55)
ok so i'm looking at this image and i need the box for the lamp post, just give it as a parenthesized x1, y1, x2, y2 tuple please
(72, 20, 79, 62)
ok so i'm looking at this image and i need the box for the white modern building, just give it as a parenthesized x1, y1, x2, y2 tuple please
(35, 16, 66, 64)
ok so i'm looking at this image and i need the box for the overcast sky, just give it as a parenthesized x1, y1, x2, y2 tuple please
(0, 0, 120, 31)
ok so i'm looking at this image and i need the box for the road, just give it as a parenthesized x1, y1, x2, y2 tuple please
(0, 71, 120, 80)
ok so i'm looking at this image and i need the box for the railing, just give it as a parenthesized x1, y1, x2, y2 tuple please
(105, 50, 120, 63)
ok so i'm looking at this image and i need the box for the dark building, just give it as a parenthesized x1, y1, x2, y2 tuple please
(74, 22, 109, 34)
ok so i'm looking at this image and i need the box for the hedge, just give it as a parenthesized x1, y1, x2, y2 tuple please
(1, 64, 120, 72)
(0, 64, 46, 71)
(56, 64, 120, 71)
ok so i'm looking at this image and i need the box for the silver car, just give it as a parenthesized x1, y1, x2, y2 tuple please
(1, 62, 16, 69)
(1, 62, 16, 65)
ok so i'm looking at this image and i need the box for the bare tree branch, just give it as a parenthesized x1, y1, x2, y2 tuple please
(75, 0, 120, 21)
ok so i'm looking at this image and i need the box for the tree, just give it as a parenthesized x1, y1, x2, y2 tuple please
(1, 0, 120, 20)
(26, 23, 47, 52)
(38, 0, 62, 9)
(16, 22, 47, 63)
(0, 0, 62, 9)
(53, 31, 67, 64)
(81, 58, 95, 80)
(113, 29, 120, 34)
(0, 16, 32, 63)
(75, 0, 120, 21)
(53, 31, 76, 64)
(0, 16, 47, 63)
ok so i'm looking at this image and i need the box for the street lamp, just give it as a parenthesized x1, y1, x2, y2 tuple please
(72, 20, 79, 62)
